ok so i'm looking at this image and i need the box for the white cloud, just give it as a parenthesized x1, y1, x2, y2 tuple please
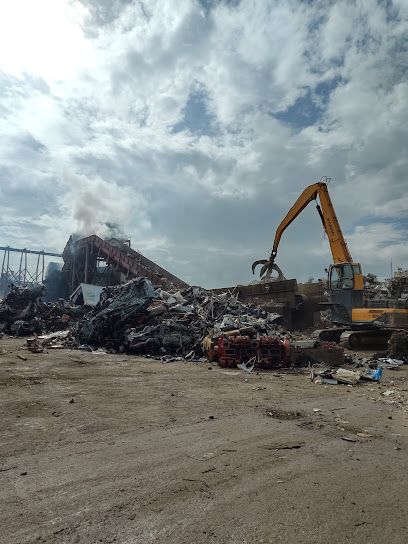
(0, 0, 93, 82)
(0, 0, 407, 286)
(347, 223, 408, 275)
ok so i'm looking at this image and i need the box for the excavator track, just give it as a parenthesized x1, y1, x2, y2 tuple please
(312, 327, 393, 349)
(311, 328, 347, 344)
(339, 329, 393, 350)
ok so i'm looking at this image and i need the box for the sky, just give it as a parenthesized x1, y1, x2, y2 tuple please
(0, 0, 407, 288)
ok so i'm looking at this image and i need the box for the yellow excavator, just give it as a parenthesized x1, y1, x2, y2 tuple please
(252, 177, 408, 348)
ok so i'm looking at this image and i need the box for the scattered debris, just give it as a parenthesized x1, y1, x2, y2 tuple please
(201, 466, 216, 474)
(26, 337, 43, 353)
(335, 368, 361, 386)
(17, 354, 27, 361)
(266, 409, 303, 420)
(0, 465, 18, 472)
(237, 358, 255, 373)
(360, 367, 383, 381)
(382, 390, 395, 397)
(160, 355, 184, 363)
(260, 441, 305, 450)
(388, 331, 408, 360)
(38, 330, 71, 344)
(378, 357, 405, 369)
(315, 377, 338, 385)
(311, 363, 385, 386)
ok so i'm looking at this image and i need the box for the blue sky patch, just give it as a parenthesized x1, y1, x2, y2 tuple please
(171, 88, 217, 136)
(272, 76, 344, 130)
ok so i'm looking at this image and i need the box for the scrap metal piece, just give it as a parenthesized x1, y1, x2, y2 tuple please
(27, 337, 43, 353)
(237, 358, 255, 373)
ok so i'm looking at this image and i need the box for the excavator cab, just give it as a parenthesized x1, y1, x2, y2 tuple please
(328, 262, 364, 324)
(328, 263, 363, 291)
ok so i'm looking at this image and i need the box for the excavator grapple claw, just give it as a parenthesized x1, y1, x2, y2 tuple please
(251, 259, 268, 275)
(252, 259, 285, 281)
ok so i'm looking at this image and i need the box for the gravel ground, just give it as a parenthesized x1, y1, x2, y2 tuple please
(1, 337, 407, 544)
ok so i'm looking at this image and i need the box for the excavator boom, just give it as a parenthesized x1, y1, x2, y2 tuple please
(252, 179, 352, 278)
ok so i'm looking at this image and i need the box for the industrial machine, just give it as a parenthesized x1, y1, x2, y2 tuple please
(206, 334, 290, 369)
(252, 177, 408, 348)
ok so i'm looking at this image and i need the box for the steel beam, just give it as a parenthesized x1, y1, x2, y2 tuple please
(0, 246, 62, 257)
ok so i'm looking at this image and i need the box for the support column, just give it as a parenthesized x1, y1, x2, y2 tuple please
(23, 251, 27, 284)
(1, 248, 6, 276)
(84, 245, 89, 284)
(35, 254, 40, 283)
(71, 253, 76, 294)
(18, 251, 23, 282)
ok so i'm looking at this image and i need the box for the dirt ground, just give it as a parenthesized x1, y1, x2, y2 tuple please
(1, 337, 408, 544)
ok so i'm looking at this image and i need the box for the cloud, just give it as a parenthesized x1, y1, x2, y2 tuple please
(0, 0, 407, 286)
(0, 0, 92, 81)
(346, 223, 408, 275)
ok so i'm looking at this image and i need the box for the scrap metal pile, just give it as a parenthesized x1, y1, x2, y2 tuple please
(3, 278, 407, 374)
(0, 284, 87, 336)
(70, 277, 283, 357)
(3, 279, 408, 378)
(365, 271, 408, 300)
(0, 279, 283, 359)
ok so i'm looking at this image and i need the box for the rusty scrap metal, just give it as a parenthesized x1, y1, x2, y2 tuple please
(62, 235, 188, 292)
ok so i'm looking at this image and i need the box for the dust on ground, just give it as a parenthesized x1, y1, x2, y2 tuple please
(1, 337, 407, 544)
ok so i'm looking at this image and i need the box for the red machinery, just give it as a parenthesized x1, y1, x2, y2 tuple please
(257, 336, 290, 369)
(216, 335, 290, 369)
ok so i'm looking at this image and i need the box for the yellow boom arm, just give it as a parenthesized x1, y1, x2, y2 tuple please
(252, 180, 353, 278)
(272, 182, 352, 264)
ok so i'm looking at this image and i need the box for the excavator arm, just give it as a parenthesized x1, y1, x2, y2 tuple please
(252, 179, 352, 278)
(252, 179, 408, 338)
